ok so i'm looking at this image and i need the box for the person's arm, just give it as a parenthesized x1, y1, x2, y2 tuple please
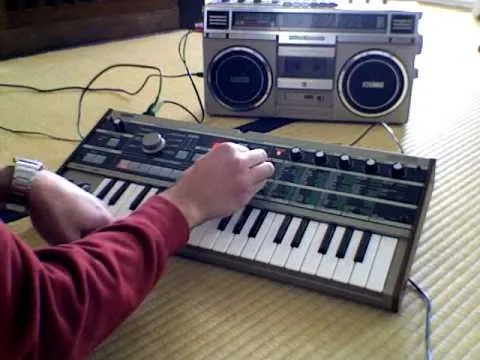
(0, 142, 274, 360)
(0, 165, 14, 205)
(0, 195, 189, 360)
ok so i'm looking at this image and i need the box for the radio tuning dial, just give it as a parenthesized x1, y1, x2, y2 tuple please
(142, 132, 167, 154)
(290, 147, 303, 162)
(391, 162, 405, 178)
(314, 151, 327, 166)
(365, 158, 378, 174)
(339, 154, 352, 170)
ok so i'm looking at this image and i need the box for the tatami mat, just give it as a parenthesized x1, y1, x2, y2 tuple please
(1, 3, 479, 360)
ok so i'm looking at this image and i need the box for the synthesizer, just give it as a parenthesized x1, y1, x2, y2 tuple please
(57, 109, 435, 312)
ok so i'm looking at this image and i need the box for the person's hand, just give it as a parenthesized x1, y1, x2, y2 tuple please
(161, 142, 275, 228)
(28, 170, 114, 245)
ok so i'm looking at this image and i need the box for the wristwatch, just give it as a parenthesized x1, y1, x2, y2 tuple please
(6, 157, 44, 213)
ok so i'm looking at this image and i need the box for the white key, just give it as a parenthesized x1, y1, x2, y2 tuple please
(226, 208, 260, 256)
(92, 178, 112, 197)
(188, 219, 218, 246)
(349, 234, 381, 288)
(212, 208, 245, 253)
(300, 223, 328, 275)
(332, 230, 362, 283)
(270, 217, 302, 267)
(255, 214, 285, 263)
(197, 218, 225, 249)
(241, 211, 276, 260)
(366, 236, 398, 292)
(114, 184, 145, 218)
(316, 226, 346, 279)
(285, 221, 319, 271)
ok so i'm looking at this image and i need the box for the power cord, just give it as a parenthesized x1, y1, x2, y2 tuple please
(349, 123, 377, 146)
(379, 121, 432, 360)
(381, 121, 405, 154)
(408, 278, 433, 360)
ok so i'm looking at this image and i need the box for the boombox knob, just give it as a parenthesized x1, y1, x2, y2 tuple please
(142, 132, 167, 154)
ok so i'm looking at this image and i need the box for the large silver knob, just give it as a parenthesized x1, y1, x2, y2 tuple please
(142, 132, 166, 154)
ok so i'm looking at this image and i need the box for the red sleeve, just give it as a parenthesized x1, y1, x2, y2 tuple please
(0, 195, 189, 360)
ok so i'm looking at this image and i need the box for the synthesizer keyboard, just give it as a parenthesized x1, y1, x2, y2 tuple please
(57, 109, 435, 312)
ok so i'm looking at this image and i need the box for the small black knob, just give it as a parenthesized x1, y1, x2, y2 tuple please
(314, 151, 327, 166)
(142, 132, 167, 154)
(365, 158, 378, 174)
(391, 162, 405, 178)
(339, 154, 352, 170)
(111, 118, 126, 132)
(290, 147, 303, 162)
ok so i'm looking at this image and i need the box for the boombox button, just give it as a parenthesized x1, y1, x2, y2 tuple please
(390, 37, 414, 45)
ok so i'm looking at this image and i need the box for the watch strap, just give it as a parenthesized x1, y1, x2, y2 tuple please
(5, 157, 44, 213)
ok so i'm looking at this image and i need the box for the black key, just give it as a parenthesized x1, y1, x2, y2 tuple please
(96, 179, 116, 200)
(248, 209, 268, 238)
(318, 224, 336, 254)
(108, 182, 130, 206)
(273, 215, 292, 244)
(217, 216, 232, 231)
(290, 219, 309, 248)
(336, 227, 354, 259)
(233, 206, 253, 235)
(354, 231, 372, 263)
(129, 186, 151, 211)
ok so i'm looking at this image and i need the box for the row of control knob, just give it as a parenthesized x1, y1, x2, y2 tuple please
(108, 117, 406, 178)
(289, 147, 405, 178)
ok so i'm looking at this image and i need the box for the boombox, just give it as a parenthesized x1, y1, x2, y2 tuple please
(202, 1, 423, 124)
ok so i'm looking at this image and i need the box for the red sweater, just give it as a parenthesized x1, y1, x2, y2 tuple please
(0, 196, 189, 360)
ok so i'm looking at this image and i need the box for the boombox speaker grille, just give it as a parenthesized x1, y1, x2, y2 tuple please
(338, 50, 409, 118)
(207, 46, 273, 112)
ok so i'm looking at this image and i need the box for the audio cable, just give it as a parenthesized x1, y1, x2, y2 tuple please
(177, 30, 205, 124)
(0, 68, 203, 141)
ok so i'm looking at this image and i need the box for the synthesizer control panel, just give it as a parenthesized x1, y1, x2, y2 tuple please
(58, 109, 436, 311)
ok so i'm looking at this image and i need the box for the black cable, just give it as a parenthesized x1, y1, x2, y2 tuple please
(408, 278, 433, 360)
(76, 63, 164, 139)
(178, 31, 205, 123)
(0, 73, 190, 96)
(349, 124, 377, 146)
(0, 125, 79, 143)
(161, 100, 201, 124)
